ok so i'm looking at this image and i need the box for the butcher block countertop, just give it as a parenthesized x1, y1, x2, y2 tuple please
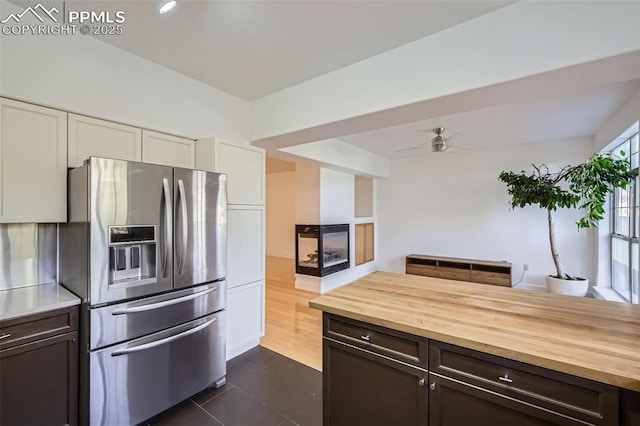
(309, 271, 640, 391)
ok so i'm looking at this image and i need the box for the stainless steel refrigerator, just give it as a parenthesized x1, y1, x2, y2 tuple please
(60, 157, 227, 426)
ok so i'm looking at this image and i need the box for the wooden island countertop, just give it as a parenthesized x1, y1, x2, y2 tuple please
(309, 271, 640, 391)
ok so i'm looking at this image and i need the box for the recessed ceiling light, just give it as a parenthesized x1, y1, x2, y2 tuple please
(159, 0, 177, 15)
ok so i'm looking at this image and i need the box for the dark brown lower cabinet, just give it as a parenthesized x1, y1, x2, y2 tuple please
(323, 338, 427, 426)
(322, 313, 635, 426)
(621, 389, 640, 426)
(0, 307, 79, 426)
(429, 374, 589, 426)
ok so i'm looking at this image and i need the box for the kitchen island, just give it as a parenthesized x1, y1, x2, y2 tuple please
(309, 271, 640, 426)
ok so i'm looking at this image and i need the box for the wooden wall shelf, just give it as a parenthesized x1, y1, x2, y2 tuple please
(405, 254, 512, 287)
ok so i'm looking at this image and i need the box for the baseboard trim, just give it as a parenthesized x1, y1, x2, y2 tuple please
(226, 337, 260, 361)
(513, 282, 547, 292)
(295, 275, 321, 293)
(265, 253, 295, 260)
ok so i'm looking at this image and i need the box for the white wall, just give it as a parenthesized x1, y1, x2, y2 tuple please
(594, 89, 640, 151)
(0, 0, 250, 141)
(294, 166, 358, 225)
(295, 165, 321, 224)
(320, 168, 354, 223)
(355, 176, 374, 218)
(377, 137, 595, 287)
(266, 171, 296, 259)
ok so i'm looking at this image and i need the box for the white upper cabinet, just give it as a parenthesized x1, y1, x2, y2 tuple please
(0, 98, 67, 223)
(218, 141, 265, 205)
(68, 114, 142, 167)
(196, 138, 265, 205)
(141, 130, 195, 168)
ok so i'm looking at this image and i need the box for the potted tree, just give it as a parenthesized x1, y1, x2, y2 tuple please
(499, 152, 633, 296)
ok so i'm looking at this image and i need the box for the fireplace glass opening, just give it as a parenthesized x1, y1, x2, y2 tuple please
(296, 224, 350, 277)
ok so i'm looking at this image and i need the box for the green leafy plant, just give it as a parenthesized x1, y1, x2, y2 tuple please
(499, 152, 633, 280)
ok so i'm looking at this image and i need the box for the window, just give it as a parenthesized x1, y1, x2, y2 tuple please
(610, 132, 639, 304)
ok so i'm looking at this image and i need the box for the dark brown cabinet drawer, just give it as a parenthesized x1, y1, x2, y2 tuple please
(430, 341, 618, 425)
(324, 314, 427, 368)
(429, 373, 590, 426)
(0, 306, 78, 350)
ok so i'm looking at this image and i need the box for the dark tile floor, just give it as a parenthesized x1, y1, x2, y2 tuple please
(144, 346, 322, 426)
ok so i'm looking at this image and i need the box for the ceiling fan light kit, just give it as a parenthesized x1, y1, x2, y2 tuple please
(431, 127, 450, 152)
(393, 127, 456, 154)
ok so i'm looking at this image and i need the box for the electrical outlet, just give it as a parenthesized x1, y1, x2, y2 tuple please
(523, 264, 529, 272)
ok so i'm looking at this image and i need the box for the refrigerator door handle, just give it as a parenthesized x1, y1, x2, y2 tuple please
(162, 178, 173, 279)
(110, 285, 219, 315)
(177, 178, 188, 275)
(110, 317, 216, 357)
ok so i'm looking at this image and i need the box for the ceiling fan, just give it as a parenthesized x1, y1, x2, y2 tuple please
(393, 128, 459, 154)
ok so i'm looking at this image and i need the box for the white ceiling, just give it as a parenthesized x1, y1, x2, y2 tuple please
(87, 0, 516, 100)
(339, 79, 640, 158)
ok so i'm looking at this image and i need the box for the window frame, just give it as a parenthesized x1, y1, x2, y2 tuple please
(610, 132, 639, 304)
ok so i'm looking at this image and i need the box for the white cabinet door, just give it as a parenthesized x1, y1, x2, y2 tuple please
(226, 280, 265, 360)
(216, 141, 265, 205)
(142, 130, 195, 168)
(0, 98, 67, 223)
(227, 207, 265, 288)
(68, 114, 142, 167)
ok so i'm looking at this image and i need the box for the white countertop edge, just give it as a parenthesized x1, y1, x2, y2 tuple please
(0, 283, 81, 322)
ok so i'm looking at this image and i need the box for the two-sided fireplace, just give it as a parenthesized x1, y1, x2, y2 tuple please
(295, 224, 350, 277)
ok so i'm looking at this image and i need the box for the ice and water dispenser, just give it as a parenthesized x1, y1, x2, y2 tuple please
(108, 225, 157, 287)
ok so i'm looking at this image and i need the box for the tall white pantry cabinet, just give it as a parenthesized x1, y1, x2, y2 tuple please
(196, 138, 266, 360)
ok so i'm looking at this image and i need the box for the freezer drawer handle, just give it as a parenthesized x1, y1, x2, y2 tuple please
(111, 286, 218, 315)
(110, 317, 217, 357)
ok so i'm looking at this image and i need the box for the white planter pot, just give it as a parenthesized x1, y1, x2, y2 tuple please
(545, 276, 589, 297)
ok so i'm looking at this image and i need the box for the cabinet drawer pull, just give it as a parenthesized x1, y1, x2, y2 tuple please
(360, 334, 370, 341)
(0, 333, 11, 340)
(498, 374, 513, 383)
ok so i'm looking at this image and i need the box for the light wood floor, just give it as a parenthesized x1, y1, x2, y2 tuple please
(260, 256, 323, 371)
